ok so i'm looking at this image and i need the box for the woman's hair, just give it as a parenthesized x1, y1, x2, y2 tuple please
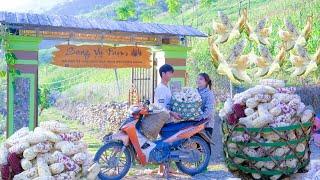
(199, 73, 212, 90)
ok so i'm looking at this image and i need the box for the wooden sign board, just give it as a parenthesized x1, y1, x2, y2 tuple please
(52, 45, 152, 68)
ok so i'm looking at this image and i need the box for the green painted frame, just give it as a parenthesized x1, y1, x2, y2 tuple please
(15, 60, 38, 65)
(4, 35, 41, 137)
(161, 45, 191, 59)
(8, 73, 35, 136)
(159, 45, 189, 86)
(6, 35, 42, 51)
(173, 66, 186, 70)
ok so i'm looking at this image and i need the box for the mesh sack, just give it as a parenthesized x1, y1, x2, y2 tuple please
(140, 111, 170, 140)
(222, 120, 312, 179)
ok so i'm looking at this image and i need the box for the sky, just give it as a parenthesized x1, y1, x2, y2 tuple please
(0, 0, 68, 13)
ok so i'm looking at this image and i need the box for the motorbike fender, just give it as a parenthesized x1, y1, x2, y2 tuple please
(198, 130, 214, 145)
(109, 132, 130, 146)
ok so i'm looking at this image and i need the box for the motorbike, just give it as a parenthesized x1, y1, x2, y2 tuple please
(94, 101, 214, 180)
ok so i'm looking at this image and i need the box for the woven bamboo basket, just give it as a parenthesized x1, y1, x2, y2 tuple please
(141, 111, 170, 140)
(222, 120, 312, 179)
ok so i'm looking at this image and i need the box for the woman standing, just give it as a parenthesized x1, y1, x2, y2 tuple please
(196, 73, 215, 135)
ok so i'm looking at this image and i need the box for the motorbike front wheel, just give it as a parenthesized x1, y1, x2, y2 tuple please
(94, 141, 132, 180)
(175, 136, 211, 176)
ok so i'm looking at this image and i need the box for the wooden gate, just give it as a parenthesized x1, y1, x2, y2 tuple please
(131, 57, 157, 102)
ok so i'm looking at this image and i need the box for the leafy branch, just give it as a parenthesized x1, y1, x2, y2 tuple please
(116, 0, 136, 20)
(5, 52, 20, 77)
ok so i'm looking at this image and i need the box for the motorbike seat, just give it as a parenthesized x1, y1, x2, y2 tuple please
(161, 121, 197, 131)
(159, 119, 208, 139)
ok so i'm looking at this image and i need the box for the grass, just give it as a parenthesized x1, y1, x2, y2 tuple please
(39, 107, 102, 154)
(39, 64, 131, 91)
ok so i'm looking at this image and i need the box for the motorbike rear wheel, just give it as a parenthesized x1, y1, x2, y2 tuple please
(175, 136, 211, 176)
(94, 141, 132, 180)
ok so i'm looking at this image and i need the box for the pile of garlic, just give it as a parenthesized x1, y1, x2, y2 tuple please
(172, 87, 202, 103)
(220, 79, 314, 180)
(0, 121, 100, 180)
(220, 79, 314, 128)
(172, 87, 202, 120)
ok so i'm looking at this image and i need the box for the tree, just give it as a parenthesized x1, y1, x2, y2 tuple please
(38, 86, 50, 115)
(144, 0, 157, 6)
(116, 0, 136, 20)
(141, 0, 158, 22)
(141, 9, 155, 22)
(165, 0, 181, 14)
(200, 0, 216, 7)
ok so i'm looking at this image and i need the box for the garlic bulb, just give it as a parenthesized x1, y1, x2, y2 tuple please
(264, 161, 275, 169)
(234, 157, 245, 164)
(262, 133, 280, 141)
(49, 163, 64, 175)
(21, 159, 33, 171)
(9, 142, 30, 154)
(296, 143, 306, 152)
(0, 145, 9, 165)
(40, 121, 70, 134)
(286, 159, 298, 168)
(260, 79, 285, 88)
(246, 98, 259, 109)
(301, 108, 314, 123)
(172, 87, 202, 103)
(23, 147, 37, 161)
(37, 157, 52, 177)
(244, 108, 255, 116)
(87, 163, 101, 180)
(270, 175, 282, 180)
(219, 98, 233, 118)
(252, 173, 262, 179)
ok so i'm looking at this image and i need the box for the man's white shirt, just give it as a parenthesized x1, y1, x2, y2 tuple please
(154, 82, 172, 110)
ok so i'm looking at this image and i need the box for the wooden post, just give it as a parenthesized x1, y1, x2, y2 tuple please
(5, 35, 42, 137)
(114, 68, 121, 97)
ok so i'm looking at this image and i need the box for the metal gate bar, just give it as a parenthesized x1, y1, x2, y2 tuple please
(131, 54, 157, 103)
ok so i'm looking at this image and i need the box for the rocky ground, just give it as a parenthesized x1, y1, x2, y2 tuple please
(55, 101, 128, 139)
